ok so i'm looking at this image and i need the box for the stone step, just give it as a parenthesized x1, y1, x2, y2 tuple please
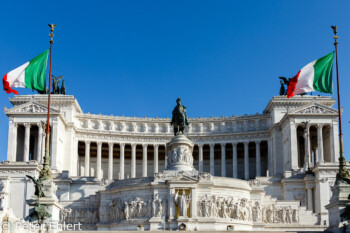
(59, 231, 324, 233)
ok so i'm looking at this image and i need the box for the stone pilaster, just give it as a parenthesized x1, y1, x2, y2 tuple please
(7, 122, 18, 162)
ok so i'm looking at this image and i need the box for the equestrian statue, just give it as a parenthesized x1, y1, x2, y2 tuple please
(171, 97, 189, 136)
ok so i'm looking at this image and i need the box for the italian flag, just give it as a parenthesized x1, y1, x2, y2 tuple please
(2, 50, 49, 95)
(287, 52, 334, 98)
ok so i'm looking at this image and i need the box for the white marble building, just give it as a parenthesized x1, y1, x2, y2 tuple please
(0, 94, 346, 231)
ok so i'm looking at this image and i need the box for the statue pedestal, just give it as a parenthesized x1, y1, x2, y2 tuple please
(326, 182, 350, 233)
(27, 179, 62, 233)
(166, 134, 195, 171)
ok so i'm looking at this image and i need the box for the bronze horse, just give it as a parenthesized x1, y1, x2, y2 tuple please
(171, 97, 189, 136)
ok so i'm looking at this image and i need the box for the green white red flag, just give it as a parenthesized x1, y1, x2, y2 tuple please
(2, 50, 49, 94)
(287, 52, 334, 98)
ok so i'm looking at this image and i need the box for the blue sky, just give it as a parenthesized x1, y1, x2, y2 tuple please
(0, 0, 350, 161)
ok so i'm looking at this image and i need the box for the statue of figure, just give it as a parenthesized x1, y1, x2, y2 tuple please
(60, 80, 66, 95)
(52, 75, 63, 94)
(123, 202, 129, 220)
(279, 80, 286, 96)
(28, 200, 51, 222)
(157, 199, 163, 217)
(171, 97, 189, 136)
(279, 77, 290, 95)
(26, 175, 45, 198)
(175, 189, 191, 217)
(279, 77, 291, 95)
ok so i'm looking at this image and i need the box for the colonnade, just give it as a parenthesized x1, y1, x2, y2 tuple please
(81, 140, 271, 180)
(8, 122, 46, 163)
(83, 142, 164, 180)
(296, 123, 334, 170)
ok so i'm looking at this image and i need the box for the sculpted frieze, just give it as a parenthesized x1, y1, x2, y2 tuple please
(61, 206, 99, 224)
(99, 194, 167, 223)
(292, 104, 338, 115)
(197, 194, 299, 224)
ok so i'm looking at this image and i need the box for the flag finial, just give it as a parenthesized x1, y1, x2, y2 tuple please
(48, 24, 56, 44)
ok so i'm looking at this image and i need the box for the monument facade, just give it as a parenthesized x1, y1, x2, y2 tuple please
(0, 94, 345, 231)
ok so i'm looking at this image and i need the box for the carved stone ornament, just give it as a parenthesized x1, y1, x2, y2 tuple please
(249, 179, 261, 187)
(293, 104, 338, 115)
(199, 173, 212, 182)
(5, 101, 59, 114)
(0, 181, 6, 192)
(166, 135, 194, 171)
(100, 178, 113, 186)
(154, 173, 167, 182)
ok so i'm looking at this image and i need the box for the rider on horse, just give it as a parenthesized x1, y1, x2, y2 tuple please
(171, 97, 189, 136)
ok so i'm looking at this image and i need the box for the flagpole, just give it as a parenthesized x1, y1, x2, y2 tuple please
(332, 26, 350, 183)
(39, 24, 56, 180)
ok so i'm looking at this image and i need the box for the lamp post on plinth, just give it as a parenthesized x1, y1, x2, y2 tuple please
(331, 26, 350, 184)
(26, 23, 62, 228)
(39, 24, 56, 180)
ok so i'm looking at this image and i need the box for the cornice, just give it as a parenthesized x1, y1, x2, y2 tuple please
(76, 112, 270, 122)
(9, 95, 82, 113)
(74, 131, 271, 144)
(264, 96, 336, 113)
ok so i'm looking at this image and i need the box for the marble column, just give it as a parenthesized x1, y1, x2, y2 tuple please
(244, 141, 249, 180)
(221, 143, 226, 177)
(11, 123, 18, 162)
(255, 140, 261, 177)
(96, 141, 102, 179)
(164, 145, 168, 169)
(198, 144, 204, 172)
(304, 124, 311, 171)
(142, 144, 148, 177)
(120, 143, 125, 180)
(209, 143, 215, 176)
(290, 120, 299, 170)
(41, 132, 46, 164)
(37, 123, 43, 163)
(317, 124, 324, 163)
(154, 144, 159, 174)
(23, 123, 31, 162)
(131, 143, 137, 178)
(108, 142, 114, 180)
(84, 141, 91, 176)
(267, 139, 272, 176)
(232, 142, 238, 178)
